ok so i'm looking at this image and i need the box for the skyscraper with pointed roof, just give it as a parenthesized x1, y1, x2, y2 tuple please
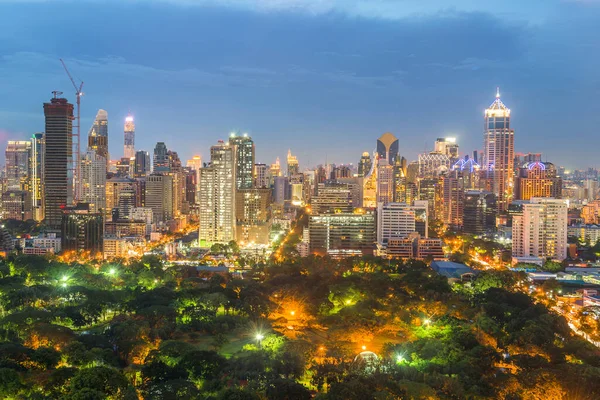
(484, 88, 514, 212)
(88, 109, 109, 164)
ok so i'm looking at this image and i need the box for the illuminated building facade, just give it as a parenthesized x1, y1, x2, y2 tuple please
(434, 137, 459, 159)
(88, 109, 109, 167)
(31, 133, 45, 221)
(106, 177, 140, 221)
(61, 204, 103, 254)
(313, 182, 353, 214)
(123, 113, 135, 159)
(5, 140, 31, 190)
(43, 95, 73, 229)
(512, 198, 568, 261)
(443, 171, 465, 228)
(377, 159, 394, 204)
(418, 151, 450, 178)
(230, 133, 255, 189)
(358, 152, 372, 177)
(308, 211, 376, 256)
(235, 188, 272, 244)
(484, 89, 514, 212)
(145, 174, 173, 223)
(2, 191, 30, 221)
(198, 141, 236, 243)
(81, 150, 106, 213)
(287, 149, 299, 177)
(254, 163, 269, 188)
(514, 161, 562, 201)
(376, 202, 416, 245)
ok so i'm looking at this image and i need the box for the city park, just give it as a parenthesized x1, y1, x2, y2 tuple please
(1, 218, 600, 399)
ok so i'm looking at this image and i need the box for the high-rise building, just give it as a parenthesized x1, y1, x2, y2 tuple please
(235, 188, 272, 244)
(106, 177, 139, 221)
(81, 150, 106, 214)
(377, 159, 394, 204)
(145, 174, 173, 223)
(418, 151, 451, 178)
(484, 89, 515, 212)
(442, 171, 465, 229)
(434, 138, 459, 159)
(254, 163, 269, 188)
(198, 141, 236, 243)
(153, 142, 169, 172)
(358, 152, 373, 177)
(43, 94, 73, 229)
(463, 190, 497, 235)
(124, 113, 135, 159)
(313, 182, 353, 214)
(2, 191, 31, 221)
(273, 176, 289, 205)
(61, 203, 103, 255)
(512, 198, 568, 262)
(134, 151, 151, 178)
(514, 161, 562, 201)
(270, 157, 281, 182)
(308, 211, 376, 257)
(376, 202, 416, 245)
(5, 141, 31, 190)
(88, 109, 109, 166)
(31, 133, 45, 221)
(287, 150, 299, 177)
(230, 133, 255, 189)
(377, 132, 399, 164)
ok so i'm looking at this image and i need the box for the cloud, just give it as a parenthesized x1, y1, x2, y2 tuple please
(0, 0, 563, 21)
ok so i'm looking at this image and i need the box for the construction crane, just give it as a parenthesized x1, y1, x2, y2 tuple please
(60, 58, 83, 203)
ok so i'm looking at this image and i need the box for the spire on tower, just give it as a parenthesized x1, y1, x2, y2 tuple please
(496, 87, 501, 98)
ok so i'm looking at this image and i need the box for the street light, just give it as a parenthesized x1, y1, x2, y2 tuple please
(396, 355, 405, 363)
(255, 333, 264, 342)
(423, 319, 431, 326)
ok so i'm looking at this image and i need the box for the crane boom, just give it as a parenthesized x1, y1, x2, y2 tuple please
(59, 58, 84, 203)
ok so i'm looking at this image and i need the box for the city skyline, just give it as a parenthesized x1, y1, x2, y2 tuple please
(0, 0, 599, 168)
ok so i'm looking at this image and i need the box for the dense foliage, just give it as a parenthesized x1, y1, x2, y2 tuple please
(0, 254, 599, 399)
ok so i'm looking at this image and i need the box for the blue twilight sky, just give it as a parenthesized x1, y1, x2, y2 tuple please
(0, 0, 599, 169)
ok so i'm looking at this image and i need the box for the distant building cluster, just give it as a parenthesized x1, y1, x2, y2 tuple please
(0, 89, 594, 263)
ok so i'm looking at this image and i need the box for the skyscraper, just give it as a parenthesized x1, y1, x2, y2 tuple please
(358, 152, 373, 177)
(5, 141, 31, 190)
(153, 142, 169, 172)
(514, 161, 562, 201)
(287, 149, 299, 176)
(434, 138, 459, 159)
(124, 113, 135, 159)
(81, 150, 107, 213)
(31, 133, 45, 221)
(88, 109, 109, 164)
(145, 174, 174, 223)
(377, 159, 394, 204)
(43, 94, 73, 229)
(377, 132, 399, 164)
(463, 190, 497, 235)
(512, 198, 568, 262)
(134, 150, 151, 178)
(198, 141, 236, 243)
(484, 88, 515, 212)
(61, 203, 103, 255)
(254, 163, 269, 188)
(230, 133, 255, 189)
